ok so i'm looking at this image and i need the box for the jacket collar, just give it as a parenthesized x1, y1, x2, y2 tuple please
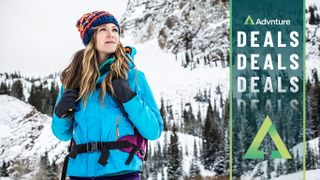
(96, 46, 137, 85)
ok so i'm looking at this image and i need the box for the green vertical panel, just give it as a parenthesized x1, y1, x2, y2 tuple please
(231, 0, 304, 179)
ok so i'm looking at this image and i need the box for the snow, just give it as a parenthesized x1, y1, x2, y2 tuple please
(125, 4, 145, 21)
(272, 169, 320, 180)
(0, 95, 68, 178)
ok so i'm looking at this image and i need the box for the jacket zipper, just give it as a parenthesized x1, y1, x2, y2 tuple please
(115, 115, 120, 141)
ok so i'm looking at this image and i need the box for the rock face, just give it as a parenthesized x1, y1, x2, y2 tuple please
(121, 0, 230, 69)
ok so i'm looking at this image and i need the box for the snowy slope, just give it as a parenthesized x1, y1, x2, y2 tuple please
(0, 95, 68, 178)
(273, 169, 320, 180)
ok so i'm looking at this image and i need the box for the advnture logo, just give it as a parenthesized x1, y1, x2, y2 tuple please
(244, 15, 291, 26)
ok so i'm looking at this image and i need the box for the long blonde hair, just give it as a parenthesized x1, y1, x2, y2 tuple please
(60, 30, 130, 107)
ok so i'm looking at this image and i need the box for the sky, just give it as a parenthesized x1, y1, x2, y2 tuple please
(0, 0, 128, 77)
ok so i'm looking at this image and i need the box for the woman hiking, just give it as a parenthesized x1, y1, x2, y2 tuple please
(51, 11, 163, 180)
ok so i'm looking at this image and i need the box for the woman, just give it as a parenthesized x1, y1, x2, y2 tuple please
(52, 11, 163, 180)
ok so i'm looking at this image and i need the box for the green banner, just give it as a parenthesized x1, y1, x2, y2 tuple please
(230, 0, 304, 179)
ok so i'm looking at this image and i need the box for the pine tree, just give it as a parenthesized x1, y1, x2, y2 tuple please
(309, 5, 317, 25)
(49, 82, 59, 116)
(11, 159, 30, 177)
(189, 157, 201, 178)
(28, 82, 43, 112)
(202, 102, 213, 170)
(48, 160, 58, 180)
(141, 145, 152, 180)
(276, 161, 284, 177)
(35, 151, 50, 180)
(167, 123, 183, 179)
(307, 78, 313, 140)
(153, 141, 162, 178)
(310, 69, 320, 138)
(183, 103, 196, 135)
(306, 142, 312, 170)
(162, 132, 169, 166)
(160, 98, 168, 131)
(254, 163, 264, 178)
(0, 82, 9, 95)
(284, 157, 296, 174)
(202, 102, 222, 170)
(10, 80, 24, 101)
(266, 156, 272, 179)
(295, 150, 302, 171)
(196, 105, 202, 136)
(189, 140, 200, 178)
(0, 160, 9, 177)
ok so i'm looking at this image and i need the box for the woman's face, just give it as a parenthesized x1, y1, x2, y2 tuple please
(95, 23, 120, 57)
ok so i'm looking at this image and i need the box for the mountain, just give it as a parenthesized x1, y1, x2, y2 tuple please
(121, 0, 230, 70)
(0, 95, 68, 178)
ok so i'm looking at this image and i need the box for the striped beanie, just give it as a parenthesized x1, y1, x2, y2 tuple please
(76, 11, 120, 46)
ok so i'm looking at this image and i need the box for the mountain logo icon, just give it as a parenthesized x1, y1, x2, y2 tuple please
(243, 116, 292, 159)
(244, 15, 255, 25)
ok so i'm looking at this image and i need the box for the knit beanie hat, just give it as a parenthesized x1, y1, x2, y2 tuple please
(76, 11, 120, 46)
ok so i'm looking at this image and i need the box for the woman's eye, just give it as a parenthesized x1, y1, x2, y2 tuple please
(99, 28, 106, 32)
(112, 28, 118, 32)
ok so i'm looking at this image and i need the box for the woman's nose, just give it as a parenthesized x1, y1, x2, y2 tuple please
(106, 30, 113, 37)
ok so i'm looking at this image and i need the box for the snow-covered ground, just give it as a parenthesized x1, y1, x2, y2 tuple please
(0, 95, 69, 178)
(273, 169, 320, 180)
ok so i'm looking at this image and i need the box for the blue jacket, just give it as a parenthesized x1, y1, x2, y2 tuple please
(51, 48, 163, 177)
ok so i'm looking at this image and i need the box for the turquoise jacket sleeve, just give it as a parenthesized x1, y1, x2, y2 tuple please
(51, 86, 73, 141)
(123, 71, 164, 140)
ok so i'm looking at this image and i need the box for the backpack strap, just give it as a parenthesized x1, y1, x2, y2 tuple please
(60, 140, 138, 180)
(61, 137, 75, 180)
(113, 96, 147, 160)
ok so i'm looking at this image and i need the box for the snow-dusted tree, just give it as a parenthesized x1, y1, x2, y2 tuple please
(182, 103, 196, 135)
(284, 157, 296, 175)
(266, 157, 272, 179)
(11, 159, 30, 178)
(141, 145, 152, 180)
(0, 82, 9, 95)
(10, 80, 24, 101)
(295, 150, 302, 171)
(202, 101, 223, 171)
(167, 123, 183, 179)
(0, 160, 9, 177)
(276, 161, 284, 177)
(160, 98, 168, 131)
(306, 141, 313, 170)
(310, 70, 320, 138)
(35, 151, 50, 180)
(189, 140, 200, 178)
(48, 160, 59, 180)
